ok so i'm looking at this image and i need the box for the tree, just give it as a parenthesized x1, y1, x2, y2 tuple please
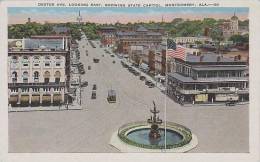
(210, 27, 224, 53)
(229, 34, 249, 44)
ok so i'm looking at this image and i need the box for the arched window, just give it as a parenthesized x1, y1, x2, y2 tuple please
(33, 71, 39, 82)
(55, 56, 61, 60)
(54, 71, 61, 83)
(22, 71, 28, 83)
(44, 56, 51, 67)
(12, 56, 18, 63)
(43, 71, 50, 83)
(11, 71, 17, 83)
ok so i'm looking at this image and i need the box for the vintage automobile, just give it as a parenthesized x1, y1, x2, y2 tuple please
(107, 89, 116, 103)
(91, 91, 96, 99)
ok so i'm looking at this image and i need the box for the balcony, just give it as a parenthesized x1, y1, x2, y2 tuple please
(176, 87, 249, 95)
(8, 82, 65, 88)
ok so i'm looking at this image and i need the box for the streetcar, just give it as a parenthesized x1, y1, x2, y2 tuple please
(107, 89, 116, 103)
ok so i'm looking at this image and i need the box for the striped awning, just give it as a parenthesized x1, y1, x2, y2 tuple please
(53, 94, 62, 101)
(20, 95, 29, 102)
(9, 95, 18, 103)
(31, 95, 40, 102)
(42, 95, 51, 102)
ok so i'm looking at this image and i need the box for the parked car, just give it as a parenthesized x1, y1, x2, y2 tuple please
(140, 76, 146, 81)
(81, 81, 88, 87)
(226, 100, 236, 106)
(112, 60, 116, 64)
(80, 70, 85, 74)
(145, 80, 153, 85)
(133, 71, 140, 76)
(107, 89, 116, 103)
(92, 84, 97, 90)
(93, 58, 100, 63)
(91, 91, 96, 99)
(148, 82, 155, 88)
(88, 66, 91, 70)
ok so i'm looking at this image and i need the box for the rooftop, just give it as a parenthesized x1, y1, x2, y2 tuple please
(24, 38, 64, 50)
(52, 26, 69, 33)
(136, 26, 148, 32)
(168, 72, 248, 83)
(185, 53, 245, 63)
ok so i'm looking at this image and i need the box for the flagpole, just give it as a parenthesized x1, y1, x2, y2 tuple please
(164, 37, 168, 151)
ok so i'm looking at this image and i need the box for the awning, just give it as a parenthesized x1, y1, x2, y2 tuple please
(9, 95, 18, 103)
(20, 95, 29, 103)
(42, 95, 51, 102)
(31, 95, 40, 102)
(53, 94, 62, 102)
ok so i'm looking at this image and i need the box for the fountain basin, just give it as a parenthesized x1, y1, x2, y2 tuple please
(110, 121, 198, 152)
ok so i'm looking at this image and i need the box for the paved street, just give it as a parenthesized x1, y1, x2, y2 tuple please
(8, 36, 249, 153)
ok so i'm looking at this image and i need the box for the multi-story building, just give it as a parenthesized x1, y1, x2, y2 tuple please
(129, 43, 166, 76)
(219, 13, 248, 40)
(116, 26, 162, 54)
(99, 26, 117, 47)
(8, 36, 70, 107)
(172, 36, 212, 44)
(167, 53, 249, 104)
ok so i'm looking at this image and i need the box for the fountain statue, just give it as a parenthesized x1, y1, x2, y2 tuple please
(110, 101, 198, 152)
(147, 101, 162, 139)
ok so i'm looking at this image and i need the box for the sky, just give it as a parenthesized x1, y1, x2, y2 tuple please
(8, 7, 249, 24)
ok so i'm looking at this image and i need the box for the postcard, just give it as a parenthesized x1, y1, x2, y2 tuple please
(0, 0, 259, 162)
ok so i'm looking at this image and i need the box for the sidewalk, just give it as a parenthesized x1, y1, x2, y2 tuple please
(182, 101, 249, 107)
(8, 104, 82, 112)
(124, 60, 166, 92)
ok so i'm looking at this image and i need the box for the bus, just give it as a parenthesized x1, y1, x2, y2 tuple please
(107, 89, 116, 103)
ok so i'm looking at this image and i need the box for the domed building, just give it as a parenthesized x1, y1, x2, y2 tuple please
(219, 12, 244, 40)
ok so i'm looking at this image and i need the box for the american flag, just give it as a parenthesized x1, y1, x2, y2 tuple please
(167, 39, 186, 61)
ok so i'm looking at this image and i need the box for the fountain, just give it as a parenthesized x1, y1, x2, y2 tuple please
(110, 101, 198, 152)
(147, 101, 162, 139)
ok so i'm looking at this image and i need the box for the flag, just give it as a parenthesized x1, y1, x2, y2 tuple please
(167, 39, 186, 61)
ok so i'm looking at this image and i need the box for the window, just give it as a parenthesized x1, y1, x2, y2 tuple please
(34, 64, 39, 67)
(45, 62, 50, 67)
(54, 87, 60, 92)
(44, 71, 50, 83)
(11, 71, 17, 83)
(11, 88, 18, 92)
(45, 56, 50, 60)
(12, 56, 18, 63)
(21, 88, 29, 92)
(32, 88, 39, 92)
(33, 71, 39, 82)
(22, 71, 28, 83)
(43, 88, 50, 92)
(56, 63, 61, 67)
(54, 71, 61, 83)
(55, 56, 61, 60)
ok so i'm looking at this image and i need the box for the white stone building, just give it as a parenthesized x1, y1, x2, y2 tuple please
(8, 37, 69, 107)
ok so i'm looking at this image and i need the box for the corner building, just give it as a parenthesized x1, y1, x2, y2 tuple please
(8, 36, 70, 107)
(167, 54, 249, 104)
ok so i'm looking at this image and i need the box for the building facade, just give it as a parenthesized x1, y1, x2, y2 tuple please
(8, 36, 69, 107)
(167, 53, 249, 104)
(98, 27, 117, 47)
(172, 36, 212, 45)
(116, 26, 162, 54)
